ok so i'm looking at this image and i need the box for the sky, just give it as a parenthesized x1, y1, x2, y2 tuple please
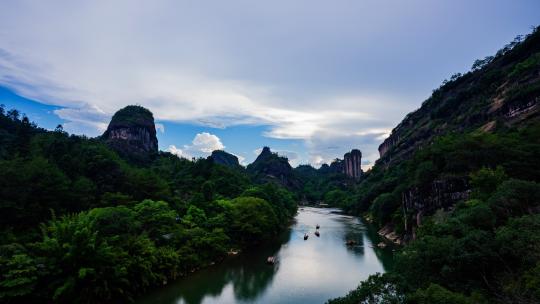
(0, 1, 538, 168)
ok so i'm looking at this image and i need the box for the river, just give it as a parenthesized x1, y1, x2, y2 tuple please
(137, 207, 393, 304)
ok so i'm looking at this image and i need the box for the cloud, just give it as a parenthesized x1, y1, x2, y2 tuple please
(0, 1, 537, 166)
(167, 145, 188, 159)
(191, 132, 225, 153)
(53, 103, 109, 136)
(232, 153, 246, 166)
(155, 123, 165, 133)
(167, 132, 225, 160)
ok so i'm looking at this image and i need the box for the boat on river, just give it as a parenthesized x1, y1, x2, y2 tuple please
(315, 231, 320, 237)
(316, 224, 320, 229)
(304, 233, 309, 240)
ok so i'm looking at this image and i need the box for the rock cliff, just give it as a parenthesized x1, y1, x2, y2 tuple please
(402, 177, 470, 238)
(102, 105, 158, 162)
(319, 149, 363, 178)
(343, 149, 362, 179)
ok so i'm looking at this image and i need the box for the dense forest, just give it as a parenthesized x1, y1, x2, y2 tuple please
(0, 106, 297, 303)
(328, 27, 540, 303)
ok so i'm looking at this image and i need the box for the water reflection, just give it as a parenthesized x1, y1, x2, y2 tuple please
(137, 207, 393, 304)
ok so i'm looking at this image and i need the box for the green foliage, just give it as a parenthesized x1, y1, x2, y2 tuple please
(469, 166, 507, 201)
(326, 273, 405, 304)
(488, 179, 540, 222)
(0, 107, 297, 302)
(226, 197, 279, 244)
(0, 252, 37, 300)
(409, 284, 476, 304)
(370, 193, 400, 225)
(241, 183, 297, 223)
(324, 189, 348, 206)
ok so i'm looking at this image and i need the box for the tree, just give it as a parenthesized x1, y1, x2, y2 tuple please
(227, 197, 279, 244)
(469, 166, 507, 201)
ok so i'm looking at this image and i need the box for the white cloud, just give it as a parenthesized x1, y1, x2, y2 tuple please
(1, 1, 532, 166)
(191, 132, 225, 153)
(167, 132, 225, 160)
(155, 123, 165, 133)
(0, 1, 419, 166)
(232, 153, 246, 166)
(53, 103, 109, 136)
(167, 145, 189, 159)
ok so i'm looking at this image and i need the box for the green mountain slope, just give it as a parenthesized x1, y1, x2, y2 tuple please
(329, 27, 540, 304)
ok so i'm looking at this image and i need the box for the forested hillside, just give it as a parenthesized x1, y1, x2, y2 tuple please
(0, 106, 296, 303)
(329, 27, 540, 304)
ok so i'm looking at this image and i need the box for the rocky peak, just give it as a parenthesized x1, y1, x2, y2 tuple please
(255, 146, 273, 161)
(208, 150, 241, 168)
(102, 105, 158, 162)
(343, 149, 362, 179)
(247, 147, 300, 189)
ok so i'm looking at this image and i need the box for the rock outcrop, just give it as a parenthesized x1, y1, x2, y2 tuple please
(343, 149, 362, 179)
(319, 150, 363, 178)
(247, 147, 300, 189)
(208, 150, 241, 168)
(102, 105, 158, 162)
(402, 177, 470, 239)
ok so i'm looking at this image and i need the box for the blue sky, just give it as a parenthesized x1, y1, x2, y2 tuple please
(0, 1, 538, 168)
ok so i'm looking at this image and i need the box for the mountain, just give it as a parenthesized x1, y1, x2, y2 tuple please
(102, 105, 158, 162)
(247, 147, 301, 189)
(208, 150, 241, 168)
(378, 30, 540, 166)
(346, 28, 540, 237)
(330, 27, 540, 304)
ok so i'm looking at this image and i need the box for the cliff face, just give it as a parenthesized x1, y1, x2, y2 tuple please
(208, 150, 240, 168)
(247, 147, 300, 189)
(378, 30, 540, 165)
(320, 149, 363, 178)
(402, 178, 470, 234)
(102, 105, 158, 162)
(343, 149, 362, 179)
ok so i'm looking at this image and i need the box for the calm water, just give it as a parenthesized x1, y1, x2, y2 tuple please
(137, 207, 393, 304)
